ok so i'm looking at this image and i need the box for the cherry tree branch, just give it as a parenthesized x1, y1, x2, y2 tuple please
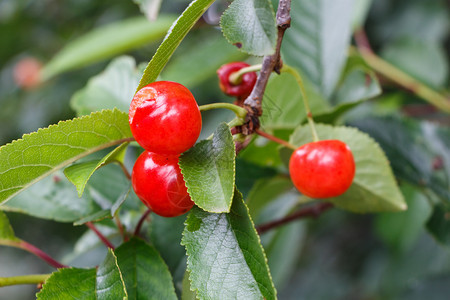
(256, 202, 334, 234)
(239, 0, 291, 135)
(134, 209, 152, 236)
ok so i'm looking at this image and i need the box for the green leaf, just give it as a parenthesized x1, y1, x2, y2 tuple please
(180, 123, 236, 213)
(115, 237, 177, 300)
(350, 117, 450, 202)
(351, 0, 372, 30)
(160, 30, 247, 88)
(381, 38, 449, 89)
(181, 271, 197, 300)
(235, 158, 277, 198)
(262, 72, 330, 130)
(0, 211, 20, 243)
(37, 250, 127, 299)
(290, 124, 406, 212)
(220, 0, 277, 56)
(181, 188, 276, 300)
(314, 54, 382, 123)
(64, 142, 129, 197)
(70, 56, 144, 116)
(282, 0, 354, 98)
(137, 0, 216, 90)
(427, 203, 450, 246)
(134, 0, 162, 21)
(0, 109, 132, 205)
(41, 16, 175, 81)
(375, 184, 431, 253)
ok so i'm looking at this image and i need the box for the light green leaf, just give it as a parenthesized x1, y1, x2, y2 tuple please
(0, 211, 20, 244)
(351, 0, 372, 30)
(180, 123, 235, 213)
(37, 250, 127, 299)
(64, 142, 129, 197)
(0, 109, 132, 205)
(134, 0, 162, 21)
(182, 189, 276, 300)
(181, 271, 197, 300)
(115, 237, 177, 300)
(220, 0, 277, 56)
(137, 0, 216, 90)
(70, 56, 144, 116)
(41, 16, 175, 81)
(290, 124, 406, 212)
(262, 72, 330, 130)
(282, 0, 354, 98)
(160, 31, 247, 88)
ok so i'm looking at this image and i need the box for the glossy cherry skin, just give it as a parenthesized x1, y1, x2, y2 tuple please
(217, 62, 257, 98)
(131, 151, 194, 217)
(289, 140, 356, 199)
(129, 81, 202, 155)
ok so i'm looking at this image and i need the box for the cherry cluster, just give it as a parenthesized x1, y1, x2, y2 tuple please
(129, 81, 202, 217)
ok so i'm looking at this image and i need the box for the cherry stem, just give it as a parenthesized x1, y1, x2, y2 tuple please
(255, 128, 297, 150)
(86, 222, 115, 249)
(354, 28, 450, 113)
(256, 202, 333, 234)
(228, 64, 263, 85)
(134, 209, 152, 236)
(117, 161, 131, 180)
(0, 274, 51, 287)
(199, 103, 247, 121)
(14, 240, 68, 269)
(281, 64, 319, 142)
(114, 215, 128, 242)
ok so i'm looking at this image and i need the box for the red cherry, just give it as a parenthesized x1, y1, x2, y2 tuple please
(217, 62, 257, 98)
(131, 151, 194, 217)
(129, 81, 202, 155)
(289, 140, 356, 198)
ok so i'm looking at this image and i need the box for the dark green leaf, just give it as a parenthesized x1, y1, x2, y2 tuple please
(235, 158, 277, 198)
(115, 237, 177, 300)
(427, 203, 450, 246)
(70, 56, 144, 116)
(0, 109, 132, 205)
(220, 0, 277, 56)
(182, 189, 276, 300)
(180, 123, 235, 213)
(41, 16, 175, 81)
(137, 0, 216, 90)
(37, 250, 127, 299)
(290, 124, 406, 212)
(282, 0, 354, 98)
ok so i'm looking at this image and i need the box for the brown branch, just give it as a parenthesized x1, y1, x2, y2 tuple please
(256, 202, 333, 234)
(239, 0, 292, 135)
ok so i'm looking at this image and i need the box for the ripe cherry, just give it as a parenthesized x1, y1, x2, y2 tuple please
(131, 151, 194, 217)
(129, 81, 202, 155)
(289, 140, 356, 198)
(217, 62, 257, 98)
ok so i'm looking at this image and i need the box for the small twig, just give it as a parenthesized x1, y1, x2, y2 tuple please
(17, 241, 67, 269)
(229, 64, 262, 85)
(134, 209, 152, 236)
(255, 128, 297, 150)
(86, 222, 115, 249)
(256, 202, 334, 234)
(0, 274, 51, 287)
(117, 161, 131, 181)
(240, 0, 292, 134)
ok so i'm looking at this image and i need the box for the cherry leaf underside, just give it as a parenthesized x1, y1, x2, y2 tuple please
(115, 237, 177, 300)
(0, 109, 132, 205)
(37, 249, 127, 299)
(137, 0, 216, 90)
(182, 189, 277, 300)
(289, 124, 406, 213)
(180, 123, 236, 213)
(220, 0, 277, 56)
